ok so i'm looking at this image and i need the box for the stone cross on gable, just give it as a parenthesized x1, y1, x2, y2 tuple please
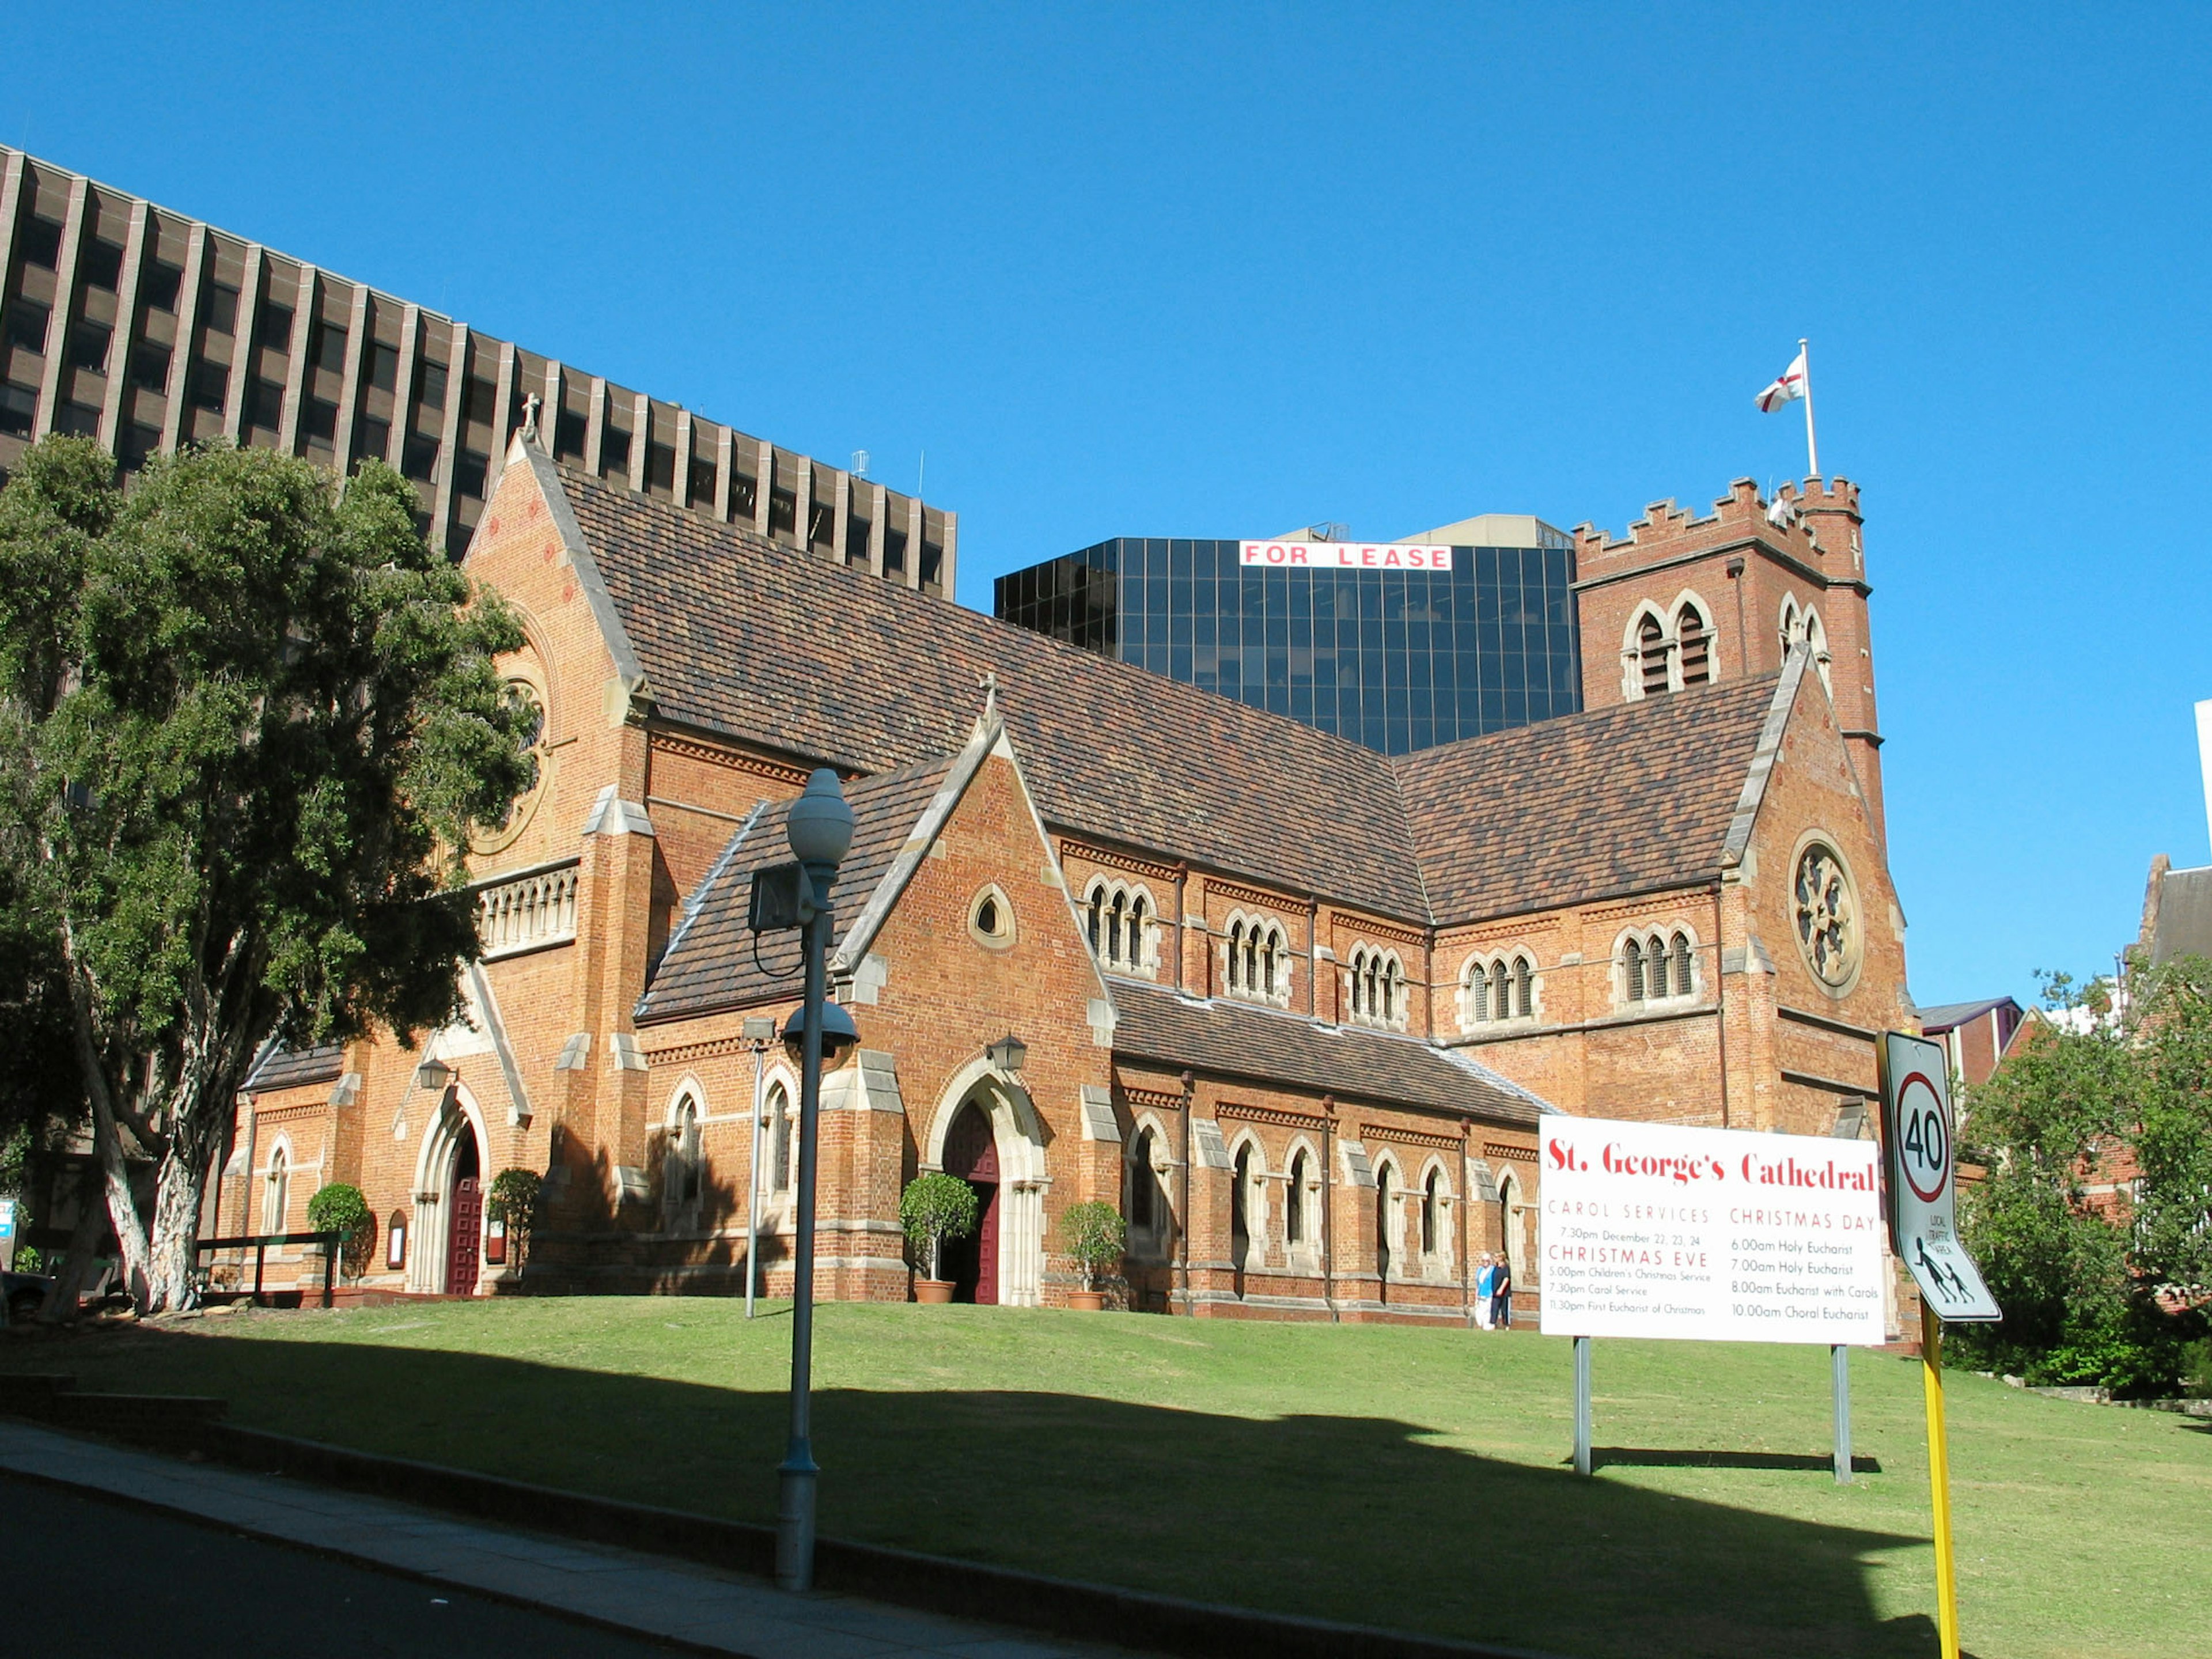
(520, 392, 543, 444)
(978, 671, 998, 724)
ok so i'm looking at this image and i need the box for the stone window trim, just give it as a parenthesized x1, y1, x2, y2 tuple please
(1778, 594, 1833, 692)
(473, 656, 552, 856)
(1228, 1131, 1270, 1272)
(1345, 944, 1408, 1031)
(661, 1085, 706, 1229)
(1619, 589, 1718, 700)
(1124, 1116, 1178, 1262)
(1460, 949, 1540, 1031)
(260, 1135, 293, 1235)
(1222, 910, 1294, 1007)
(763, 1075, 798, 1200)
(1279, 1137, 1324, 1268)
(1789, 831, 1863, 998)
(1615, 925, 1703, 1010)
(968, 884, 1017, 950)
(1082, 876, 1157, 976)
(1416, 1156, 1456, 1281)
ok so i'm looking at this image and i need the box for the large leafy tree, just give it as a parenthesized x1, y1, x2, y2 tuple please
(0, 436, 533, 1312)
(1956, 964, 2210, 1393)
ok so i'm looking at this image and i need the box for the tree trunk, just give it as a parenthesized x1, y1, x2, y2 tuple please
(39, 1169, 108, 1321)
(85, 1084, 154, 1308)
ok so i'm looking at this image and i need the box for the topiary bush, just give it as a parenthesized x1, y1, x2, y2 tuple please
(306, 1182, 373, 1279)
(1058, 1200, 1126, 1293)
(486, 1169, 542, 1274)
(900, 1172, 979, 1282)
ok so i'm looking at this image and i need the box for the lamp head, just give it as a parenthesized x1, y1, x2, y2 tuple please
(984, 1033, 1028, 1074)
(783, 1001, 860, 1067)
(786, 768, 854, 869)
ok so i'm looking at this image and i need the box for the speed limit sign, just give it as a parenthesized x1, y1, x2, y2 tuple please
(1878, 1032, 1999, 1323)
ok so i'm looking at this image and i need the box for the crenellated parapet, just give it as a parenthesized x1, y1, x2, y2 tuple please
(1574, 476, 1862, 581)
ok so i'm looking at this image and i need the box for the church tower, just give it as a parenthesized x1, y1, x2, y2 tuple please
(1570, 476, 1888, 846)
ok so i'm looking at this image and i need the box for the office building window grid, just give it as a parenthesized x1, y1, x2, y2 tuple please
(995, 536, 1582, 755)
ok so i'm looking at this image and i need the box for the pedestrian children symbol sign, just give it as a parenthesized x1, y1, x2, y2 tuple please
(1878, 1032, 1999, 1323)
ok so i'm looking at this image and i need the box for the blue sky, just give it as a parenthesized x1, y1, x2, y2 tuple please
(10, 5, 2207, 1007)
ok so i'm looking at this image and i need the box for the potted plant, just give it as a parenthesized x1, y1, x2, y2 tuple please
(1059, 1200, 1126, 1311)
(900, 1172, 979, 1303)
(486, 1169, 542, 1285)
(305, 1182, 373, 1283)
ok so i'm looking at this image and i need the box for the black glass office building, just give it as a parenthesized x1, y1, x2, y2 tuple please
(994, 532, 1582, 755)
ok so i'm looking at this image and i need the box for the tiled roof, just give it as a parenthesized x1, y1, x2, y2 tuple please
(637, 755, 959, 1023)
(551, 462, 1798, 940)
(1107, 978, 1542, 1128)
(558, 468, 1428, 921)
(1391, 675, 1781, 925)
(1915, 997, 2020, 1029)
(245, 1043, 344, 1093)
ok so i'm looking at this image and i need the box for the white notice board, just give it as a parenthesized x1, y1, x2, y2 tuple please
(1537, 1114, 1888, 1344)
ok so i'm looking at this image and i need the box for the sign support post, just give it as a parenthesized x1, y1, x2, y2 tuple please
(1878, 1031, 2000, 1659)
(1831, 1343, 1851, 1484)
(1573, 1336, 1592, 1476)
(1920, 1302, 1960, 1659)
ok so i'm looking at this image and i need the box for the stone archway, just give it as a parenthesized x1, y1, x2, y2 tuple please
(940, 1100, 1000, 1304)
(923, 1060, 1049, 1307)
(407, 1086, 490, 1296)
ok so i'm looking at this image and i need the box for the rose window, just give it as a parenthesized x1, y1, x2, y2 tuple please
(1793, 843, 1857, 988)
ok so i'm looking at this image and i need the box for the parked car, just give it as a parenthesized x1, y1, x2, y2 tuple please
(3, 1269, 55, 1324)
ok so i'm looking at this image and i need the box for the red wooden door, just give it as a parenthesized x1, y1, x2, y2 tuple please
(943, 1103, 1000, 1305)
(974, 1182, 999, 1306)
(448, 1176, 482, 1296)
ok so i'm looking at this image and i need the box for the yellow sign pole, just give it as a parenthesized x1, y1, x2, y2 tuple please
(1920, 1301, 1961, 1659)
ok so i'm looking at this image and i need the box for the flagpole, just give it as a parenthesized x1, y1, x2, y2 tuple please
(1800, 336, 1820, 480)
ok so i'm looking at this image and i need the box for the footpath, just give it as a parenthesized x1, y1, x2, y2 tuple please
(0, 1419, 1128, 1659)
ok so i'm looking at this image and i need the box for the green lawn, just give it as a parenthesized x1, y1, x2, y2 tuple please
(7, 1301, 2205, 1658)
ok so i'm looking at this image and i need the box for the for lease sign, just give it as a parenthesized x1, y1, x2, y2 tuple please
(1240, 540, 1453, 571)
(1537, 1114, 1887, 1345)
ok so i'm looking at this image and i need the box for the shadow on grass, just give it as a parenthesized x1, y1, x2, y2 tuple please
(1593, 1446, 1884, 1474)
(12, 1327, 1937, 1659)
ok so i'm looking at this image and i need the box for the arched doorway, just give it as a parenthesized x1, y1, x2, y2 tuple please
(408, 1087, 490, 1297)
(446, 1127, 483, 1296)
(940, 1100, 999, 1304)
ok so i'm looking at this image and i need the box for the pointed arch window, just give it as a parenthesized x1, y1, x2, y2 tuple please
(1463, 952, 1538, 1029)
(1638, 611, 1669, 696)
(1226, 915, 1291, 1006)
(1421, 1168, 1441, 1257)
(1676, 604, 1710, 685)
(1622, 930, 1699, 1006)
(1347, 945, 1407, 1029)
(1286, 1149, 1309, 1245)
(263, 1145, 289, 1234)
(1085, 880, 1154, 974)
(767, 1080, 793, 1194)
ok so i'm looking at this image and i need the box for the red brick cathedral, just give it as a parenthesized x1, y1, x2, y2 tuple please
(226, 440, 1910, 1324)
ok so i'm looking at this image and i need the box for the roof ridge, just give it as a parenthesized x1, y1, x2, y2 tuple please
(1390, 671, 1782, 775)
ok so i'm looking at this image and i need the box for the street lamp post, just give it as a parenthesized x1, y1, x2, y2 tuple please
(775, 769, 854, 1594)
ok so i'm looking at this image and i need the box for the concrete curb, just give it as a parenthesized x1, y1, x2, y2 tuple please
(203, 1422, 1560, 1659)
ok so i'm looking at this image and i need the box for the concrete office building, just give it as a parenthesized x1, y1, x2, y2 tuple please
(0, 146, 953, 588)
(995, 516, 1581, 754)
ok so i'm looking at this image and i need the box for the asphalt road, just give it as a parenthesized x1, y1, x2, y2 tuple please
(1, 1472, 692, 1658)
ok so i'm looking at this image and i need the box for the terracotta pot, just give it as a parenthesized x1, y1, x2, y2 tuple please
(915, 1279, 955, 1304)
(1067, 1291, 1105, 1312)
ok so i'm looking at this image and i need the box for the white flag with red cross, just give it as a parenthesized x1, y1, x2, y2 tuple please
(1755, 348, 1809, 412)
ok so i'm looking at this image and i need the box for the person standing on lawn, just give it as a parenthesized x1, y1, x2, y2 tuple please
(1473, 1253, 1495, 1330)
(1491, 1255, 1513, 1328)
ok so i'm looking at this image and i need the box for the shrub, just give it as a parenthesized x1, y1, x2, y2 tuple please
(900, 1173, 979, 1282)
(306, 1183, 373, 1279)
(1059, 1200, 1126, 1293)
(486, 1169, 542, 1272)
